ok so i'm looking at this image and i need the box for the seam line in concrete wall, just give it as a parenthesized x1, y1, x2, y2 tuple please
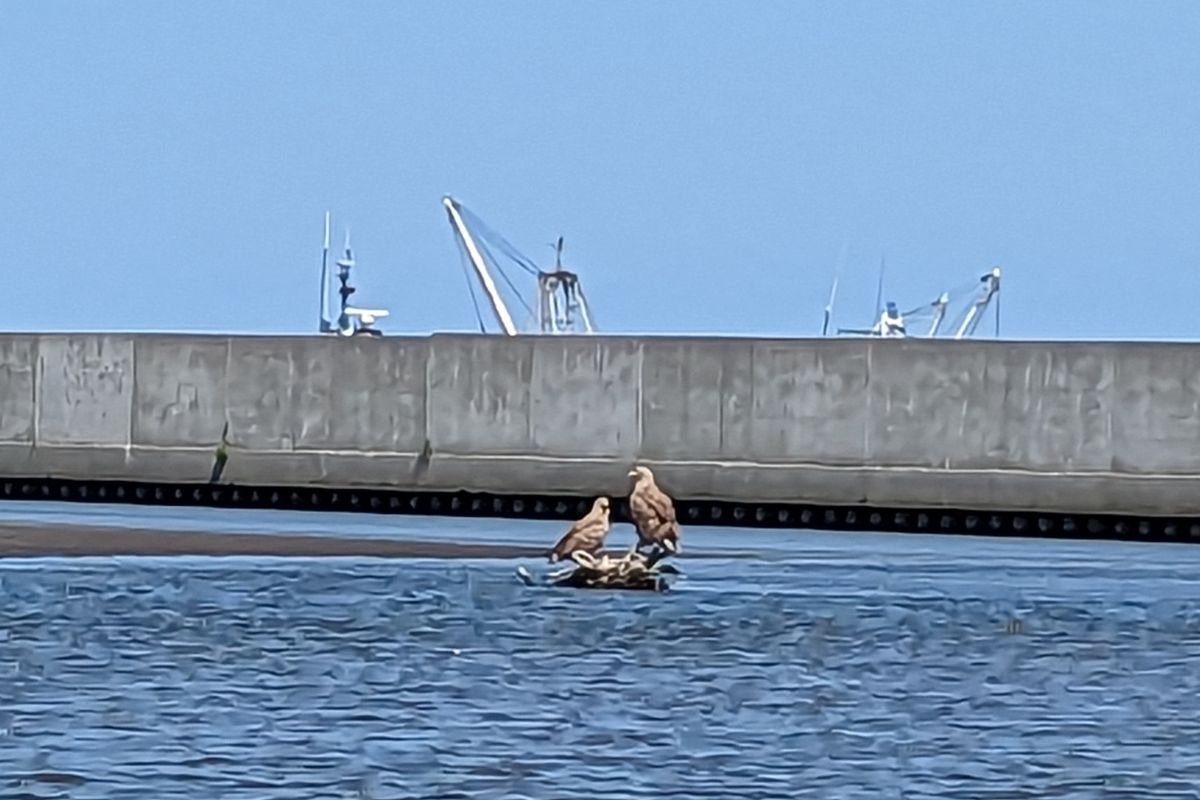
(21, 443, 1200, 481)
(31, 337, 41, 448)
(423, 337, 432, 458)
(635, 341, 644, 460)
(717, 345, 725, 455)
(223, 337, 233, 447)
(394, 452, 1200, 481)
(525, 339, 533, 450)
(287, 345, 296, 451)
(128, 335, 137, 457)
(863, 339, 872, 461)
(747, 342, 755, 462)
(1106, 354, 1115, 471)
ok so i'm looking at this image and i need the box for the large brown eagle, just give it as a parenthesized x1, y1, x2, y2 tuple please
(548, 496, 611, 563)
(627, 466, 681, 554)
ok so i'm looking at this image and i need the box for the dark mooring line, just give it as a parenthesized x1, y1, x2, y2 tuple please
(1, 476, 1198, 546)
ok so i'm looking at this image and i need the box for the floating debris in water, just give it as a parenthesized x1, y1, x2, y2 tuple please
(516, 549, 681, 592)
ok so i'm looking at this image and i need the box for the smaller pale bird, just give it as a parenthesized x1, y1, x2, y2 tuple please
(548, 497, 611, 563)
(627, 466, 681, 554)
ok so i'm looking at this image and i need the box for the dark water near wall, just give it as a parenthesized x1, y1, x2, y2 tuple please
(2, 504, 1200, 797)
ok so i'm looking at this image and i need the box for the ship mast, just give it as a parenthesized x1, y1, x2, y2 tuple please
(318, 211, 333, 333)
(443, 196, 597, 336)
(316, 211, 389, 337)
(537, 237, 596, 334)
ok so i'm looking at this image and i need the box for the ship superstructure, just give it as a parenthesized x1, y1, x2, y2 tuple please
(824, 255, 1001, 340)
(317, 211, 390, 337)
(443, 196, 596, 335)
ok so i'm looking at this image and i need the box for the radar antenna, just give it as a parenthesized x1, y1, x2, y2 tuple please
(316, 212, 389, 337)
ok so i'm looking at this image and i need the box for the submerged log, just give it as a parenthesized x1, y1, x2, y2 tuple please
(516, 548, 681, 592)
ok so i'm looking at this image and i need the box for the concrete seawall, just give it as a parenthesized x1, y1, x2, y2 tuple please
(1, 332, 1199, 519)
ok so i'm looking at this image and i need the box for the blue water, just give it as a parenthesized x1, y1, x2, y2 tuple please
(2, 501, 1200, 797)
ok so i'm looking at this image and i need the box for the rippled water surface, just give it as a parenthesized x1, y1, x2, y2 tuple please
(3, 504, 1200, 798)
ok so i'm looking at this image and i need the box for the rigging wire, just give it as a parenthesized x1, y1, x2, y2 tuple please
(475, 235, 537, 320)
(448, 198, 598, 333)
(896, 276, 979, 317)
(949, 277, 1002, 338)
(452, 232, 488, 333)
(836, 260, 999, 339)
(916, 274, 997, 337)
(945, 305, 972, 337)
(943, 275, 988, 299)
(458, 204, 540, 276)
(454, 201, 539, 322)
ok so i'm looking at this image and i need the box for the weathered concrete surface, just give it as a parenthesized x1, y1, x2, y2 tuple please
(3, 332, 1200, 516)
(0, 337, 35, 444)
(37, 335, 133, 448)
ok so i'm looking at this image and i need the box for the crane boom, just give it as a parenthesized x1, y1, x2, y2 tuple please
(954, 267, 1001, 339)
(443, 196, 518, 336)
(575, 282, 597, 333)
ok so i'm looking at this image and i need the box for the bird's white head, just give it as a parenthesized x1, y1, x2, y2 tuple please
(627, 465, 654, 483)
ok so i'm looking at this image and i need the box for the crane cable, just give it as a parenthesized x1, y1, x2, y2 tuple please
(474, 235, 537, 320)
(458, 204, 540, 276)
(454, 201, 539, 323)
(452, 232, 488, 333)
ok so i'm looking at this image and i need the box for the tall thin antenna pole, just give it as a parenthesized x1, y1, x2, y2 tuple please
(995, 285, 1002, 338)
(319, 211, 331, 330)
(822, 240, 847, 336)
(873, 254, 886, 327)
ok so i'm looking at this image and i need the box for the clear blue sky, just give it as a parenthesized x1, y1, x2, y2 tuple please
(2, 1, 1197, 339)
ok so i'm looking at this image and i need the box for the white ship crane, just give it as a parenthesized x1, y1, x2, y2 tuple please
(317, 211, 390, 337)
(443, 196, 597, 336)
(825, 258, 1002, 340)
(950, 267, 1002, 339)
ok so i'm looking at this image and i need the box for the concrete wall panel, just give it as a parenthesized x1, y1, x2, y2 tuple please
(993, 345, 1115, 472)
(427, 335, 533, 455)
(866, 341, 1003, 468)
(213, 450, 419, 488)
(649, 461, 869, 506)
(26, 445, 139, 480)
(749, 340, 868, 464)
(641, 339, 752, 460)
(226, 337, 295, 450)
(132, 336, 228, 448)
(1112, 343, 1200, 474)
(0, 337, 36, 443)
(425, 455, 624, 497)
(328, 337, 427, 453)
(289, 337, 427, 453)
(37, 335, 133, 446)
(530, 337, 640, 457)
(290, 337, 335, 448)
